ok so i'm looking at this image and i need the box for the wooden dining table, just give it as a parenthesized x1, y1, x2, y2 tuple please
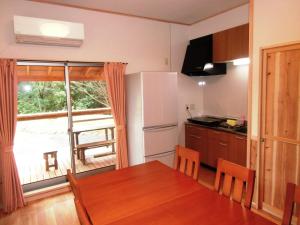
(78, 161, 276, 225)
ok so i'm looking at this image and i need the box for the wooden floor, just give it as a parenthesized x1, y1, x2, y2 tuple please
(0, 192, 80, 225)
(198, 164, 216, 188)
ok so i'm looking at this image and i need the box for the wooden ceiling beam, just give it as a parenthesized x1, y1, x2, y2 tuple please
(26, 66, 30, 76)
(84, 67, 93, 77)
(17, 65, 105, 81)
(47, 66, 53, 76)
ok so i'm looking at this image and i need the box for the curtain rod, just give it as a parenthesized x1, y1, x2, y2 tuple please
(16, 60, 128, 66)
(16, 60, 104, 67)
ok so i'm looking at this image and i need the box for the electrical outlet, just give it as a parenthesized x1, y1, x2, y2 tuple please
(164, 58, 169, 65)
(190, 104, 195, 110)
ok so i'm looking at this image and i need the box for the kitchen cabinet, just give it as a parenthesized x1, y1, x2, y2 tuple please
(207, 129, 229, 167)
(185, 123, 246, 168)
(213, 24, 249, 62)
(185, 125, 208, 164)
(229, 134, 247, 166)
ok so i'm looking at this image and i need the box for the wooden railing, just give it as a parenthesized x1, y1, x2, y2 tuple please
(17, 107, 112, 121)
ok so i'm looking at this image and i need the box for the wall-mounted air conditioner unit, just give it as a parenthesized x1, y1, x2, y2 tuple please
(14, 16, 84, 47)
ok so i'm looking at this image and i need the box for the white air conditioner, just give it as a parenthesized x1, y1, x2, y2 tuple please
(14, 16, 84, 47)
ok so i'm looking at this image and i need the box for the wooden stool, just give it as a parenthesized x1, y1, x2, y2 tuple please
(43, 151, 58, 171)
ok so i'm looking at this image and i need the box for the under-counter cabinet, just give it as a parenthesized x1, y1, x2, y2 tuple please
(185, 123, 246, 168)
(229, 134, 247, 166)
(185, 125, 208, 164)
(207, 129, 230, 167)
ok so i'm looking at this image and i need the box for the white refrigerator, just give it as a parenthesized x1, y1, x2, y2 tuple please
(126, 72, 178, 168)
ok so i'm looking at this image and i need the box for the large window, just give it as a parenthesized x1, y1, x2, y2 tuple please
(14, 62, 116, 191)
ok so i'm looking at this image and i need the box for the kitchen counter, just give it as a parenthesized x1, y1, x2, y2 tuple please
(185, 122, 247, 167)
(185, 122, 247, 137)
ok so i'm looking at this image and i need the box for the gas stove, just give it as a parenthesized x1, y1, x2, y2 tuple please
(187, 116, 225, 127)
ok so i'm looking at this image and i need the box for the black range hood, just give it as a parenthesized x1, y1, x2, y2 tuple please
(181, 34, 226, 76)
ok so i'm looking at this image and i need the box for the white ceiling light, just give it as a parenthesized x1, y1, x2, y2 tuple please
(40, 23, 70, 38)
(233, 58, 250, 66)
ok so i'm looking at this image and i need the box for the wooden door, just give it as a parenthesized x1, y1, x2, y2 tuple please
(260, 43, 300, 215)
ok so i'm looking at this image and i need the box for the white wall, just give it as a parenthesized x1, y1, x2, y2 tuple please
(251, 0, 300, 136)
(170, 24, 203, 145)
(189, 4, 249, 40)
(202, 63, 248, 118)
(187, 4, 249, 119)
(0, 0, 170, 74)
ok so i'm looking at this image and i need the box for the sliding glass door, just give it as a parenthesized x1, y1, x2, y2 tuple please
(15, 61, 115, 191)
(66, 63, 116, 174)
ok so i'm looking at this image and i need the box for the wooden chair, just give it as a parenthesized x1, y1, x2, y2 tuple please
(67, 169, 82, 201)
(174, 145, 200, 180)
(214, 158, 255, 208)
(282, 183, 300, 225)
(74, 199, 92, 225)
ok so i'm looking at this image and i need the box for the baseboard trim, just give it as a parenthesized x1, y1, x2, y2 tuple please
(24, 182, 71, 203)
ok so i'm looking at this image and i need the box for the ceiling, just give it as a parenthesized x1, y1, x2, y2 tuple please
(30, 0, 249, 25)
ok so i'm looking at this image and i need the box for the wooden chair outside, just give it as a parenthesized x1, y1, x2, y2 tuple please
(174, 145, 200, 180)
(74, 199, 92, 225)
(67, 169, 82, 201)
(214, 158, 255, 208)
(282, 183, 300, 225)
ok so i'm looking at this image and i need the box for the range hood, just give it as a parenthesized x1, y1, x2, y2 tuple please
(181, 34, 226, 76)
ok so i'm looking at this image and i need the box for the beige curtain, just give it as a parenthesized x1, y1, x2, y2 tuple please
(104, 62, 129, 169)
(0, 59, 25, 213)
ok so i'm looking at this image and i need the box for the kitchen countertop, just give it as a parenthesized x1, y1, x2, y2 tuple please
(185, 122, 247, 137)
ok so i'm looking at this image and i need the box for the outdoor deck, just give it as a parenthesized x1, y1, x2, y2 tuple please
(14, 115, 116, 185)
(16, 147, 116, 185)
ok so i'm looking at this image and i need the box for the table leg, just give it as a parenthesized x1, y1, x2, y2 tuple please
(45, 156, 49, 171)
(105, 128, 109, 148)
(54, 152, 58, 170)
(81, 149, 86, 165)
(75, 133, 80, 159)
(111, 128, 115, 153)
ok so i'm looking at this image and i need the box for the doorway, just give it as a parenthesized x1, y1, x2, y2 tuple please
(259, 43, 300, 215)
(15, 61, 116, 191)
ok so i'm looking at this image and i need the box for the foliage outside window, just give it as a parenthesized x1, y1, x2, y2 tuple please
(18, 81, 109, 114)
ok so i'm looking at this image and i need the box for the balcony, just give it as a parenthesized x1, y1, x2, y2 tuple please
(14, 108, 116, 185)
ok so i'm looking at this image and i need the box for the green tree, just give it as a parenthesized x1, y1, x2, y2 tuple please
(18, 81, 109, 114)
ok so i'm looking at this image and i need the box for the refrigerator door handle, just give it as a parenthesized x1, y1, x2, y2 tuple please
(145, 150, 175, 157)
(143, 123, 177, 131)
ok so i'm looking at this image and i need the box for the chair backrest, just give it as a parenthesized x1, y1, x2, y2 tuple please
(67, 169, 81, 201)
(282, 183, 300, 225)
(174, 145, 200, 180)
(214, 158, 255, 208)
(74, 199, 92, 225)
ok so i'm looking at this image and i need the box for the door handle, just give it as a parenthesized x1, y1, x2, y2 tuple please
(190, 134, 201, 139)
(143, 124, 177, 131)
(235, 136, 245, 140)
(219, 142, 228, 146)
